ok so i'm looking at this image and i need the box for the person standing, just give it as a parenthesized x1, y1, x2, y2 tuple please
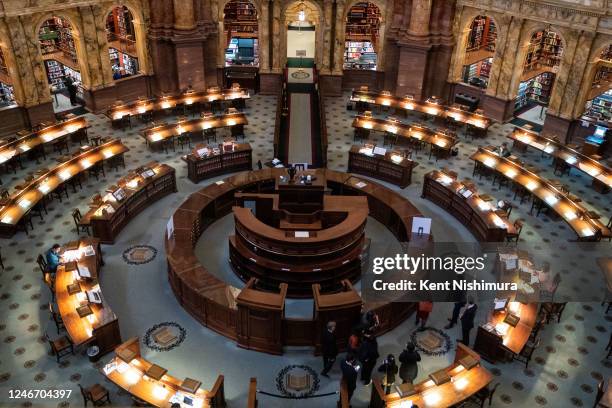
(341, 353, 360, 402)
(378, 354, 399, 393)
(459, 297, 478, 345)
(398, 342, 421, 384)
(358, 329, 379, 385)
(347, 328, 361, 356)
(444, 301, 466, 329)
(320, 321, 338, 377)
(415, 301, 433, 330)
(64, 76, 78, 106)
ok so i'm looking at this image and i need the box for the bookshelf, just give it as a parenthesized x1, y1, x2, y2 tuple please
(348, 145, 416, 188)
(584, 90, 612, 121)
(224, 0, 258, 35)
(466, 15, 497, 52)
(185, 143, 252, 183)
(344, 2, 381, 70)
(39, 17, 78, 64)
(523, 30, 563, 73)
(515, 71, 555, 110)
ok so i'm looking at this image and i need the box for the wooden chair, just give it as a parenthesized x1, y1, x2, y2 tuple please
(78, 383, 111, 406)
(106, 155, 125, 172)
(52, 136, 70, 155)
(605, 333, 611, 360)
(177, 132, 192, 150)
(231, 124, 245, 141)
(514, 337, 540, 368)
(31, 198, 48, 220)
(46, 332, 73, 363)
(594, 380, 605, 407)
(540, 275, 562, 304)
(383, 131, 398, 147)
(88, 162, 106, 180)
(469, 382, 500, 407)
(51, 183, 69, 203)
(16, 210, 34, 235)
(161, 138, 175, 154)
(37, 254, 49, 276)
(204, 128, 217, 143)
(49, 302, 65, 334)
(72, 208, 91, 236)
(541, 301, 566, 323)
(0, 247, 4, 270)
(506, 220, 523, 243)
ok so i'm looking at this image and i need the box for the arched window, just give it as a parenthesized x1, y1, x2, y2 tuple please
(38, 16, 83, 109)
(461, 15, 497, 89)
(583, 44, 612, 123)
(515, 29, 564, 118)
(223, 0, 259, 67)
(344, 2, 382, 70)
(106, 5, 140, 80)
(0, 47, 16, 107)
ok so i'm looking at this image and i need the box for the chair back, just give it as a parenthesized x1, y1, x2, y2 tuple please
(72, 208, 82, 223)
(596, 380, 605, 404)
(488, 382, 500, 399)
(0, 189, 8, 199)
(37, 254, 48, 276)
(77, 384, 89, 402)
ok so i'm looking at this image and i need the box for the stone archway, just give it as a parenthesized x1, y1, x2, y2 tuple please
(279, 0, 324, 70)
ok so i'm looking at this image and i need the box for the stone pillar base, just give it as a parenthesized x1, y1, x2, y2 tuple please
(396, 42, 431, 100)
(82, 75, 152, 113)
(542, 113, 573, 141)
(259, 72, 283, 95)
(318, 74, 343, 96)
(0, 105, 29, 137)
(482, 94, 515, 123)
(25, 102, 55, 125)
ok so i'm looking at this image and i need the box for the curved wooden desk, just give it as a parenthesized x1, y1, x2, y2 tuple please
(103, 337, 225, 408)
(352, 115, 459, 155)
(422, 170, 515, 242)
(55, 238, 121, 356)
(167, 168, 426, 353)
(0, 115, 89, 166)
(508, 126, 612, 192)
(369, 343, 493, 408)
(0, 139, 129, 238)
(350, 88, 491, 130)
(348, 145, 417, 188)
(106, 87, 250, 122)
(470, 146, 607, 240)
(230, 192, 368, 297)
(82, 162, 177, 244)
(140, 112, 248, 146)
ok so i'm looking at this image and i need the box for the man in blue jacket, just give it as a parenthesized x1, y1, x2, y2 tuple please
(45, 244, 62, 274)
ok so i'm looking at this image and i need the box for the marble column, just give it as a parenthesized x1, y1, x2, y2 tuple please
(331, 0, 345, 75)
(321, 0, 333, 74)
(174, 0, 196, 30)
(258, 0, 270, 73)
(446, 6, 469, 84)
(259, 0, 282, 94)
(408, 0, 432, 38)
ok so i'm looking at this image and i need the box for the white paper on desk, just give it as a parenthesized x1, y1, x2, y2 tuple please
(215, 180, 225, 185)
(373, 146, 387, 155)
(530, 274, 539, 284)
(411, 217, 432, 235)
(275, 164, 284, 168)
(295, 231, 309, 238)
(518, 259, 532, 272)
(504, 258, 518, 270)
(79, 265, 91, 278)
(83, 245, 95, 257)
(166, 216, 174, 239)
(355, 181, 367, 188)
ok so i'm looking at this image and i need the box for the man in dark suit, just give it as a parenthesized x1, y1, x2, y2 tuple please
(445, 300, 466, 329)
(358, 329, 379, 385)
(459, 297, 478, 345)
(341, 353, 360, 402)
(320, 321, 337, 377)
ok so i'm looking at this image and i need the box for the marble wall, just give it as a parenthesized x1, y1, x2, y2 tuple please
(448, 0, 612, 126)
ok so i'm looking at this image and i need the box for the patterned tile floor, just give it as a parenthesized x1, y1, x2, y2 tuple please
(0, 92, 609, 408)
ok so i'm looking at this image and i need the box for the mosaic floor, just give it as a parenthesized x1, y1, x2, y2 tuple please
(0, 92, 609, 408)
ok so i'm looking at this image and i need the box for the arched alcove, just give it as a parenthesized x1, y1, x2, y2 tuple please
(514, 28, 564, 119)
(280, 0, 324, 69)
(37, 15, 85, 110)
(343, 2, 382, 71)
(106, 5, 140, 79)
(461, 15, 497, 89)
(582, 44, 612, 122)
(0, 46, 16, 107)
(223, 0, 259, 67)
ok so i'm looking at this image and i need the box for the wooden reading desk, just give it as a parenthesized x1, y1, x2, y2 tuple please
(508, 126, 612, 193)
(184, 142, 252, 183)
(140, 112, 248, 148)
(0, 139, 129, 238)
(55, 238, 121, 355)
(348, 144, 417, 188)
(352, 115, 458, 158)
(422, 170, 515, 241)
(470, 146, 608, 241)
(369, 343, 493, 408)
(351, 88, 491, 131)
(82, 162, 177, 244)
(106, 86, 250, 124)
(0, 116, 89, 167)
(103, 337, 225, 408)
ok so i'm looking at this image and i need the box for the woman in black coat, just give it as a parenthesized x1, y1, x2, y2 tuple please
(398, 342, 421, 383)
(378, 354, 399, 393)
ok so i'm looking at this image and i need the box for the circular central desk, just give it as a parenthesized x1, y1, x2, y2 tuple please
(166, 168, 428, 354)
